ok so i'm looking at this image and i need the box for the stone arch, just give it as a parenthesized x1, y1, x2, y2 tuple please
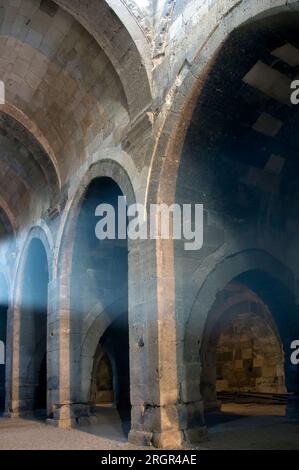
(0, 1, 133, 195)
(56, 159, 135, 281)
(13, 226, 53, 295)
(146, 0, 299, 207)
(54, 159, 136, 426)
(0, 103, 61, 191)
(0, 199, 17, 236)
(79, 294, 129, 404)
(8, 225, 52, 416)
(90, 346, 115, 406)
(201, 286, 286, 411)
(182, 249, 299, 432)
(54, 0, 152, 121)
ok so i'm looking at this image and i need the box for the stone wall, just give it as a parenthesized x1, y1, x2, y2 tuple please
(216, 311, 285, 395)
(0, 0, 299, 449)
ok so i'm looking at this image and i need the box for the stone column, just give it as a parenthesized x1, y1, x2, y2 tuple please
(47, 274, 95, 427)
(128, 238, 186, 448)
(4, 306, 19, 416)
(199, 365, 220, 412)
(47, 275, 73, 427)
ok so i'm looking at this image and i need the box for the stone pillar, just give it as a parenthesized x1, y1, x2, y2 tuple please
(128, 238, 205, 448)
(200, 347, 220, 412)
(179, 354, 207, 444)
(5, 303, 39, 416)
(47, 275, 73, 427)
(4, 306, 18, 416)
(5, 284, 49, 417)
(47, 275, 96, 427)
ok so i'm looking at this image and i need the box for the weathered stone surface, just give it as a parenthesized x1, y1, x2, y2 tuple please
(1, 0, 299, 451)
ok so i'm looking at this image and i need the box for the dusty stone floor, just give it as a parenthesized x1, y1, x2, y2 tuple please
(202, 403, 299, 450)
(0, 404, 298, 450)
(0, 407, 145, 450)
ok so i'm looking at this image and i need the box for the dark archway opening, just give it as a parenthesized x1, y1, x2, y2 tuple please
(19, 238, 49, 416)
(71, 177, 130, 435)
(90, 314, 131, 435)
(35, 353, 47, 411)
(201, 271, 299, 429)
(176, 9, 299, 446)
(93, 351, 114, 405)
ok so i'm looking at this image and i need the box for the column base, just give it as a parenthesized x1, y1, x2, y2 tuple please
(152, 430, 184, 449)
(128, 428, 184, 448)
(129, 426, 207, 448)
(128, 429, 154, 447)
(46, 415, 99, 428)
(3, 409, 42, 419)
(48, 403, 98, 428)
(3, 411, 20, 419)
(183, 425, 208, 445)
(46, 418, 74, 428)
(129, 400, 207, 448)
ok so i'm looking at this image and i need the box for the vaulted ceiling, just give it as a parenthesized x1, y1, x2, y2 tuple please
(183, 11, 299, 232)
(0, 0, 134, 230)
